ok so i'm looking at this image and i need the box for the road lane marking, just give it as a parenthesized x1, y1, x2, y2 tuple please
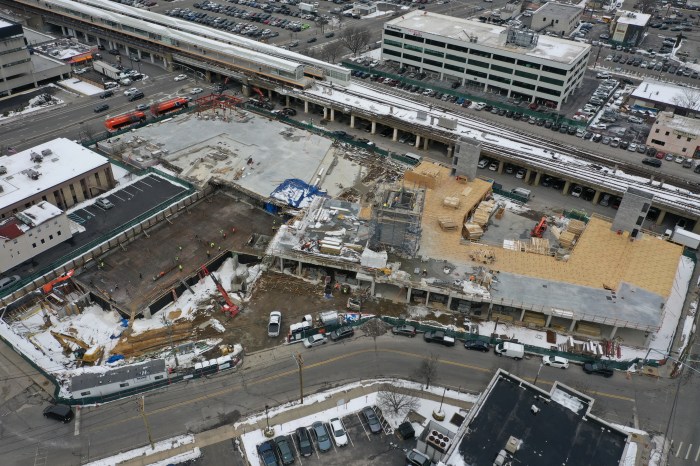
(74, 407, 81, 436)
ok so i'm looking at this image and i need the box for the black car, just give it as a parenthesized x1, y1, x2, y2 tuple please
(329, 326, 354, 341)
(392, 325, 417, 337)
(583, 362, 614, 377)
(295, 427, 313, 457)
(363, 406, 382, 434)
(94, 104, 109, 113)
(331, 130, 351, 139)
(108, 48, 120, 55)
(307, 37, 317, 43)
(43, 404, 74, 423)
(100, 90, 113, 99)
(464, 339, 489, 352)
(423, 331, 455, 347)
(281, 107, 297, 116)
(274, 436, 295, 465)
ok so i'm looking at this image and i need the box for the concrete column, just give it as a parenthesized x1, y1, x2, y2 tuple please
(592, 190, 602, 205)
(656, 209, 666, 226)
(350, 114, 355, 128)
(568, 319, 577, 332)
(330, 108, 335, 121)
(519, 308, 526, 321)
(609, 326, 618, 339)
(406, 286, 412, 303)
(371, 120, 376, 134)
(497, 160, 504, 174)
(533, 172, 542, 186)
(545, 314, 552, 327)
(267, 88, 273, 99)
(423, 137, 429, 151)
(279, 257, 284, 272)
(446, 294, 453, 310)
(524, 168, 531, 183)
(392, 127, 398, 141)
(297, 261, 302, 276)
(304, 100, 309, 113)
(425, 291, 431, 306)
(286, 95, 291, 106)
(323, 107, 328, 119)
(562, 180, 571, 195)
(447, 145, 453, 158)
(415, 135, 421, 148)
(370, 280, 375, 295)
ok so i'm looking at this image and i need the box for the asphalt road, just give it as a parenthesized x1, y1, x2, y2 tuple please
(0, 335, 695, 465)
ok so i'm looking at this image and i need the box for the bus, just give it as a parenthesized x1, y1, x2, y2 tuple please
(104, 111, 147, 132)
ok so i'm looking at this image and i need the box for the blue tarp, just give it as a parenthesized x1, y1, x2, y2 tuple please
(270, 179, 326, 208)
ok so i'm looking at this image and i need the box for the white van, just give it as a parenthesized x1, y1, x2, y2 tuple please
(511, 187, 531, 200)
(403, 152, 422, 164)
(494, 342, 525, 360)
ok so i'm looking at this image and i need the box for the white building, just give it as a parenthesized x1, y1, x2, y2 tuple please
(0, 201, 73, 273)
(612, 10, 650, 46)
(0, 138, 115, 219)
(381, 11, 590, 109)
(531, 2, 584, 36)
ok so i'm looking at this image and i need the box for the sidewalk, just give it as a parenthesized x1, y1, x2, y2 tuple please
(116, 377, 473, 466)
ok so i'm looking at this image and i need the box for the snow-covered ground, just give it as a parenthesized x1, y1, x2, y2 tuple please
(84, 434, 195, 466)
(0, 91, 64, 123)
(58, 78, 104, 96)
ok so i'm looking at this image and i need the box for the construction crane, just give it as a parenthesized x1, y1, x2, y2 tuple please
(531, 216, 548, 238)
(50, 331, 103, 364)
(200, 266, 240, 319)
(41, 269, 75, 294)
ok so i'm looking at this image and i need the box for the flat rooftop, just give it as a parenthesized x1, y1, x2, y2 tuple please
(0, 138, 109, 213)
(107, 112, 335, 201)
(458, 371, 628, 466)
(386, 10, 590, 65)
(534, 2, 583, 16)
(655, 111, 700, 135)
(630, 79, 690, 107)
(616, 10, 651, 26)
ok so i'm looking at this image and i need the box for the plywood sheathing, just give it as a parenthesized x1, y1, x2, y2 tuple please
(418, 166, 683, 297)
(413, 162, 492, 253)
(404, 162, 440, 189)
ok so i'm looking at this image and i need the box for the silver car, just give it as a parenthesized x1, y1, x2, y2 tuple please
(312, 421, 332, 452)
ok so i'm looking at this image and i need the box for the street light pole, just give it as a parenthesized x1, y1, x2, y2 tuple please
(533, 363, 544, 386)
(293, 353, 304, 404)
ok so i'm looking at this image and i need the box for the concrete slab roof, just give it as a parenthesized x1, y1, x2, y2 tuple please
(0, 138, 109, 213)
(534, 2, 583, 16)
(386, 11, 590, 65)
(616, 10, 651, 26)
(654, 111, 700, 136)
(458, 371, 628, 466)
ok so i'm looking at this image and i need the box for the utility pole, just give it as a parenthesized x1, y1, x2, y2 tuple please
(162, 314, 179, 369)
(293, 353, 304, 404)
(137, 396, 155, 449)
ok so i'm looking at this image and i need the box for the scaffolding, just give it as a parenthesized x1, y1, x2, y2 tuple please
(369, 184, 425, 257)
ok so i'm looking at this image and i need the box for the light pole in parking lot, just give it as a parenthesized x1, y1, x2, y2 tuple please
(533, 362, 544, 386)
(174, 63, 201, 84)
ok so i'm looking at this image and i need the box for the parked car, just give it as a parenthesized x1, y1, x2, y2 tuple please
(392, 325, 417, 337)
(303, 334, 327, 348)
(477, 158, 490, 169)
(571, 185, 583, 198)
(542, 355, 569, 369)
(268, 311, 282, 337)
(407, 449, 431, 466)
(423, 331, 455, 346)
(95, 197, 115, 209)
(583, 362, 614, 377)
(174, 74, 188, 81)
(464, 339, 490, 352)
(295, 427, 313, 456)
(329, 326, 354, 341)
(0, 275, 20, 291)
(362, 407, 382, 434)
(311, 421, 332, 452)
(329, 418, 348, 447)
(100, 90, 114, 99)
(257, 441, 279, 466)
(274, 436, 295, 465)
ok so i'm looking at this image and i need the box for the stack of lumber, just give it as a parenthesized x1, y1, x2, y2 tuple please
(559, 231, 577, 248)
(438, 217, 458, 231)
(526, 237, 550, 255)
(495, 207, 505, 219)
(567, 219, 586, 236)
(463, 223, 484, 240)
(319, 237, 342, 255)
(443, 196, 461, 209)
(470, 248, 496, 264)
(503, 239, 522, 251)
(472, 199, 497, 227)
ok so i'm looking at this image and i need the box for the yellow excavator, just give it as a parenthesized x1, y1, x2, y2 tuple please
(50, 331, 103, 365)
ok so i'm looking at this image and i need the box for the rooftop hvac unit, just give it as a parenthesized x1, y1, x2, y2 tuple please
(426, 430, 451, 453)
(30, 152, 43, 163)
(26, 169, 41, 180)
(0, 165, 6, 175)
(41, 149, 53, 156)
(505, 436, 522, 454)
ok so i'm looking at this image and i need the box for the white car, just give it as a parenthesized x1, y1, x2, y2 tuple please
(515, 168, 526, 179)
(303, 334, 327, 348)
(488, 161, 498, 171)
(329, 418, 348, 447)
(190, 87, 204, 95)
(477, 158, 489, 169)
(267, 311, 281, 337)
(675, 156, 686, 164)
(542, 356, 569, 369)
(123, 87, 139, 96)
(174, 74, 187, 81)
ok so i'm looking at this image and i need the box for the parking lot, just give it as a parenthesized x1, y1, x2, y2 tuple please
(256, 406, 417, 466)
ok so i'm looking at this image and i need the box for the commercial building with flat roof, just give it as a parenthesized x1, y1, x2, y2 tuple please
(647, 111, 700, 159)
(0, 138, 115, 218)
(381, 11, 590, 109)
(531, 2, 584, 36)
(612, 10, 650, 46)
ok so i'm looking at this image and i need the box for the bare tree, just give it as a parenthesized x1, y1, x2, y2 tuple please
(672, 88, 700, 112)
(316, 16, 329, 33)
(338, 26, 372, 57)
(320, 41, 344, 64)
(637, 0, 656, 14)
(377, 388, 420, 417)
(416, 353, 440, 389)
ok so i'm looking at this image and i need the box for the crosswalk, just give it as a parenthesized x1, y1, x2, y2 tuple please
(672, 440, 700, 463)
